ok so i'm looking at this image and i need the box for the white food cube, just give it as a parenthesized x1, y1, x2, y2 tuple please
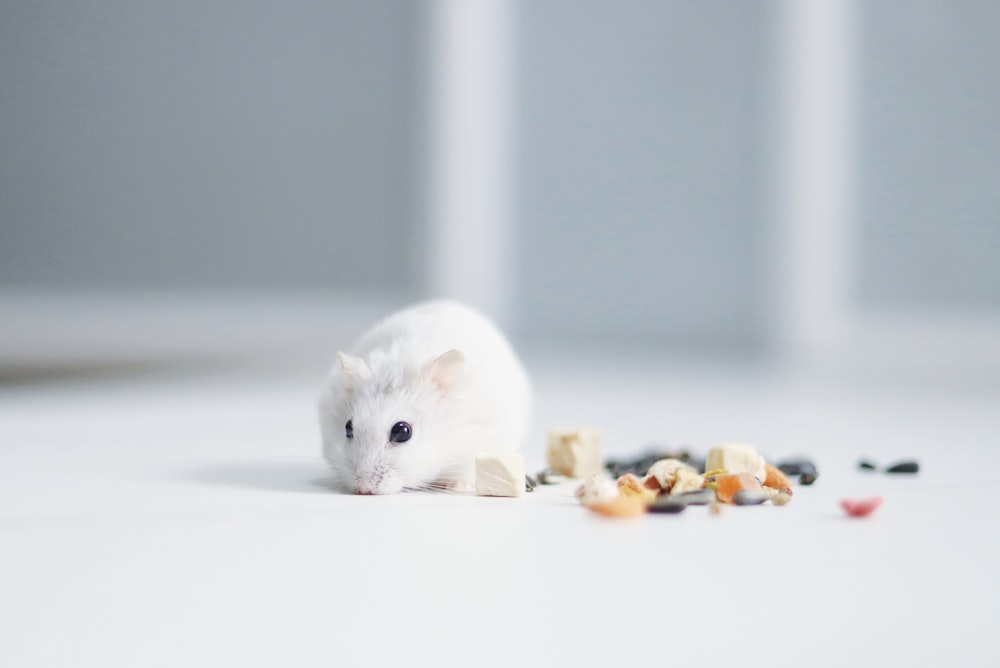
(546, 428, 604, 478)
(705, 442, 767, 481)
(475, 453, 526, 497)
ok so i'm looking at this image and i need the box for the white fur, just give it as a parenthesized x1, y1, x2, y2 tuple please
(318, 300, 532, 494)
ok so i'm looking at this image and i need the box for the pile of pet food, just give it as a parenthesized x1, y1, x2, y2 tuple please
(543, 429, 803, 518)
(476, 428, 910, 518)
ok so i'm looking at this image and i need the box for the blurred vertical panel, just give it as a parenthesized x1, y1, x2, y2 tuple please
(513, 1, 776, 351)
(424, 0, 515, 326)
(0, 1, 424, 295)
(772, 0, 856, 360)
(856, 0, 1000, 311)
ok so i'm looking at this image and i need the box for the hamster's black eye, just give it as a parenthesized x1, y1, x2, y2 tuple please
(389, 421, 412, 444)
(345, 420, 354, 439)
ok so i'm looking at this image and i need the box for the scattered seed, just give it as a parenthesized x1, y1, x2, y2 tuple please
(841, 497, 883, 517)
(733, 490, 770, 506)
(647, 497, 687, 514)
(575, 474, 620, 506)
(776, 458, 817, 477)
(763, 463, 793, 490)
(587, 496, 646, 519)
(673, 489, 715, 506)
(525, 474, 537, 492)
(617, 473, 658, 502)
(536, 468, 567, 485)
(714, 472, 764, 504)
(884, 460, 919, 474)
(798, 472, 818, 486)
(857, 459, 878, 471)
(771, 490, 792, 506)
(605, 447, 700, 477)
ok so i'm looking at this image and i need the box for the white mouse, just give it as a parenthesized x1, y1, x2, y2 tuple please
(318, 299, 532, 494)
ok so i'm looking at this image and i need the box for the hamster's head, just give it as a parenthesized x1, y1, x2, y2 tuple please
(319, 348, 465, 494)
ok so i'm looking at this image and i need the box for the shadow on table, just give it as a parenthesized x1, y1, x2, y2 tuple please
(186, 461, 339, 495)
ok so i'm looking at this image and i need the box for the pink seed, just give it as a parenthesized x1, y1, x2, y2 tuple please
(840, 497, 883, 518)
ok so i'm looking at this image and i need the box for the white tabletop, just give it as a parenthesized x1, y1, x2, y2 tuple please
(2, 353, 998, 667)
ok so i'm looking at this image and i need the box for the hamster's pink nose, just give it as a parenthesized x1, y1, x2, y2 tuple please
(355, 485, 376, 495)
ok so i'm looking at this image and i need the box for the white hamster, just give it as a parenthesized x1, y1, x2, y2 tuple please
(318, 300, 532, 494)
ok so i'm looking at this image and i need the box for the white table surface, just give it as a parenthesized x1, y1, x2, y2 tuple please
(2, 352, 998, 667)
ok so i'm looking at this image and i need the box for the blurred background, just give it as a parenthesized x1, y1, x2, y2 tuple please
(2, 0, 999, 384)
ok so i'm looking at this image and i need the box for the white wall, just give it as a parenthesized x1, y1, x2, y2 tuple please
(0, 1, 425, 295)
(2, 0, 999, 366)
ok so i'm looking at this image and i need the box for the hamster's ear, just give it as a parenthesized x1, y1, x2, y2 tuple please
(425, 349, 464, 394)
(336, 351, 369, 389)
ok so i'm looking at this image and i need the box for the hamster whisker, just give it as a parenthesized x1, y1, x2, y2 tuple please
(403, 480, 465, 495)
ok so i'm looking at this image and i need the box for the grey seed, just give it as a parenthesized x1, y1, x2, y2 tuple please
(673, 489, 715, 505)
(857, 459, 878, 471)
(732, 490, 770, 506)
(525, 475, 537, 492)
(648, 497, 687, 514)
(536, 469, 567, 485)
(799, 471, 818, 485)
(884, 460, 919, 474)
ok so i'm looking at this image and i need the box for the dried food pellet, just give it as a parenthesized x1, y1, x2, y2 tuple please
(525, 474, 537, 492)
(884, 460, 919, 474)
(475, 454, 526, 497)
(798, 471, 818, 485)
(673, 489, 715, 505)
(647, 497, 687, 514)
(668, 467, 704, 495)
(617, 473, 657, 503)
(776, 459, 817, 476)
(646, 458, 697, 492)
(841, 497, 883, 518)
(547, 428, 604, 478)
(732, 490, 770, 506)
(574, 474, 619, 506)
(536, 468, 567, 485)
(857, 459, 878, 471)
(706, 443, 767, 481)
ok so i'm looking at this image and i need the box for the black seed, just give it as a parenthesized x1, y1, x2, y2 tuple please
(733, 490, 769, 506)
(777, 458, 817, 476)
(857, 459, 878, 471)
(525, 475, 537, 492)
(536, 469, 567, 485)
(673, 489, 715, 506)
(648, 497, 687, 514)
(799, 471, 818, 485)
(884, 460, 919, 474)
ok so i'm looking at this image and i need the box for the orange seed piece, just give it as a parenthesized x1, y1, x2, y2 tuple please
(763, 463, 793, 492)
(586, 496, 647, 519)
(714, 472, 763, 504)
